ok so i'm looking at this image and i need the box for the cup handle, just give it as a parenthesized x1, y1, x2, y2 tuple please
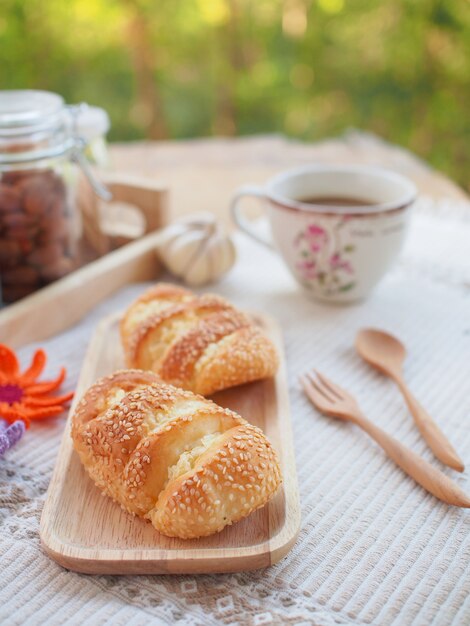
(230, 184, 275, 250)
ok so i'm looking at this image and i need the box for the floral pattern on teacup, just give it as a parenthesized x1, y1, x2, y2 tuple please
(294, 219, 356, 295)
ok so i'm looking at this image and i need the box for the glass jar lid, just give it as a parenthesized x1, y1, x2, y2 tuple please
(0, 89, 111, 200)
(0, 89, 74, 164)
(0, 90, 65, 134)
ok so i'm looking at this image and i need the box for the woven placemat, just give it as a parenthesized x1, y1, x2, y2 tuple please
(0, 198, 469, 626)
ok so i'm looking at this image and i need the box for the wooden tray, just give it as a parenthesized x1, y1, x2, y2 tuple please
(0, 175, 169, 348)
(40, 311, 300, 575)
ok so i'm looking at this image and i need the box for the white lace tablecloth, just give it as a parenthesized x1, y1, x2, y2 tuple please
(1, 198, 469, 626)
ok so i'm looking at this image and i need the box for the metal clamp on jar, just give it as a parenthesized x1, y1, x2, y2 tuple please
(0, 90, 110, 303)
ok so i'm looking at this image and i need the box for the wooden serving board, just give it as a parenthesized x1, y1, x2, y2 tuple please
(40, 312, 300, 575)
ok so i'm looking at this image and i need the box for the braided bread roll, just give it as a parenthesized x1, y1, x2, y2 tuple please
(120, 283, 279, 396)
(71, 370, 282, 539)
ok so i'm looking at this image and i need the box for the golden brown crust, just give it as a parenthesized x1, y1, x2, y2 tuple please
(120, 283, 192, 359)
(71, 371, 282, 539)
(129, 294, 232, 370)
(150, 423, 282, 538)
(120, 283, 279, 395)
(122, 407, 242, 516)
(125, 303, 188, 365)
(71, 369, 161, 433)
(159, 309, 250, 388)
(194, 327, 280, 397)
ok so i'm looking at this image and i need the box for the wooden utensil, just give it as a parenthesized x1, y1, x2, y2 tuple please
(300, 370, 470, 508)
(355, 328, 464, 473)
(40, 312, 300, 574)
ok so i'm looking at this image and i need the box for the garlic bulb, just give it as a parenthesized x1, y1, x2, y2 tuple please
(156, 213, 236, 286)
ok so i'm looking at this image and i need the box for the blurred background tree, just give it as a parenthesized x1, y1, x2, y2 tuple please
(1, 0, 469, 187)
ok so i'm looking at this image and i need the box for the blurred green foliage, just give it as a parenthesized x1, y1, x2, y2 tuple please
(1, 0, 469, 187)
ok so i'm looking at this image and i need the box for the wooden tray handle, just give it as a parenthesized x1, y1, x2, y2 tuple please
(79, 173, 169, 256)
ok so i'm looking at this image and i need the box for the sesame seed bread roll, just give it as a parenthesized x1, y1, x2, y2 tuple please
(71, 370, 282, 539)
(120, 283, 279, 396)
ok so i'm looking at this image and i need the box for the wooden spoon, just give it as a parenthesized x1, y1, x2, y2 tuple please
(356, 328, 464, 472)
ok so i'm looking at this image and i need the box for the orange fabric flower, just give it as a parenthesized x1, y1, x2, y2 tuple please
(0, 344, 73, 428)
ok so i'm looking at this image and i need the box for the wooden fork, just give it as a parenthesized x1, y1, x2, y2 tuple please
(300, 370, 470, 508)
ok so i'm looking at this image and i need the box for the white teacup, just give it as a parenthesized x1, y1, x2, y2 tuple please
(230, 165, 417, 303)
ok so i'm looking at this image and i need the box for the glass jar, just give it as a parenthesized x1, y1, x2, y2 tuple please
(0, 90, 110, 304)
